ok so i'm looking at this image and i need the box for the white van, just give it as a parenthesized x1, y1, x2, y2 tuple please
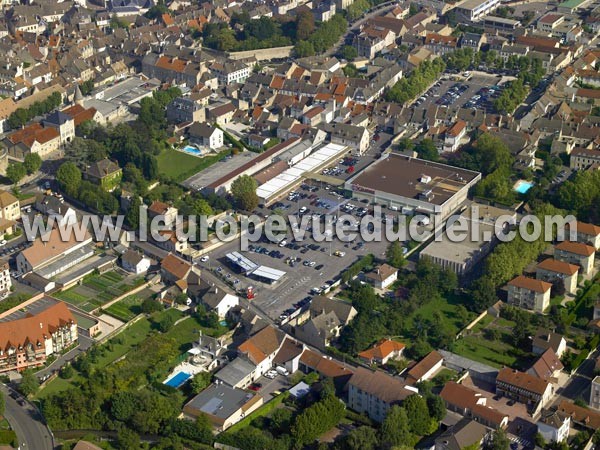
(388, 205, 399, 211)
(276, 366, 289, 376)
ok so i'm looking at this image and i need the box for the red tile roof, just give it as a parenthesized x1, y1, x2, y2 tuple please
(497, 368, 549, 395)
(358, 339, 405, 361)
(536, 258, 579, 276)
(556, 241, 595, 256)
(406, 350, 443, 382)
(508, 275, 552, 293)
(0, 301, 75, 354)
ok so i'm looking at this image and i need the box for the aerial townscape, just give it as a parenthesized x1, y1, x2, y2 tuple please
(0, 0, 600, 448)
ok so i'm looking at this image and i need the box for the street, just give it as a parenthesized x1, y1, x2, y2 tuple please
(1, 384, 54, 450)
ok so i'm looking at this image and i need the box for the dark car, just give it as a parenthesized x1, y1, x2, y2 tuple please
(249, 383, 262, 391)
(315, 264, 324, 270)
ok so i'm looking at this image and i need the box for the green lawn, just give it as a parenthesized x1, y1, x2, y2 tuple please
(453, 316, 534, 369)
(104, 295, 144, 321)
(221, 393, 290, 435)
(36, 376, 76, 399)
(156, 148, 232, 182)
(404, 294, 473, 335)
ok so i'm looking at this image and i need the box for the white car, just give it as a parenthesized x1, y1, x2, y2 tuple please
(0, 240, 6, 247)
(200, 255, 209, 262)
(265, 370, 278, 379)
(279, 240, 287, 247)
(299, 206, 307, 214)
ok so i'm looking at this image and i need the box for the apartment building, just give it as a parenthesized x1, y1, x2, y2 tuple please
(554, 241, 596, 274)
(507, 276, 552, 313)
(570, 221, 600, 250)
(0, 301, 78, 373)
(570, 147, 600, 170)
(0, 189, 20, 222)
(348, 366, 415, 422)
(536, 258, 579, 295)
(590, 376, 600, 410)
(455, 0, 501, 21)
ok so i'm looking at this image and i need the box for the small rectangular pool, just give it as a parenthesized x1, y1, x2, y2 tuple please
(164, 371, 191, 388)
(182, 146, 202, 156)
(514, 180, 534, 194)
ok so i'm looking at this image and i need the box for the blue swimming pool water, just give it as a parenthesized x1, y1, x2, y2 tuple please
(182, 146, 202, 156)
(164, 371, 191, 388)
(514, 180, 534, 194)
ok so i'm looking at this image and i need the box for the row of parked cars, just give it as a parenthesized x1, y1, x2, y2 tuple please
(464, 85, 501, 110)
(435, 83, 469, 107)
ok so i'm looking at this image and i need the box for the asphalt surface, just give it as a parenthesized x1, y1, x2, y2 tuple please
(552, 349, 598, 407)
(1, 384, 54, 450)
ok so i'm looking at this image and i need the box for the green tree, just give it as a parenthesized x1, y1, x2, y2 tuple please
(427, 395, 446, 422)
(231, 175, 259, 211)
(126, 196, 143, 229)
(0, 390, 4, 417)
(484, 429, 510, 450)
(23, 153, 42, 175)
(386, 241, 406, 268)
(59, 364, 74, 379)
(18, 369, 39, 397)
(56, 162, 82, 196)
(341, 45, 358, 61)
(192, 198, 213, 216)
(403, 394, 431, 436)
(190, 372, 212, 394)
(295, 40, 315, 57)
(415, 139, 439, 161)
(342, 426, 379, 450)
(141, 298, 163, 314)
(156, 312, 175, 332)
(5, 163, 26, 185)
(380, 405, 413, 448)
(117, 427, 141, 450)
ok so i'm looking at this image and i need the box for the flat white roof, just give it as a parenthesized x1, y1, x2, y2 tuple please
(226, 251, 259, 272)
(256, 143, 347, 201)
(252, 265, 287, 281)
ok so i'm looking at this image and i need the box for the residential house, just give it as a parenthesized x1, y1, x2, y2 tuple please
(35, 194, 77, 228)
(558, 400, 600, 430)
(188, 122, 224, 150)
(348, 366, 415, 422)
(298, 349, 354, 392)
(160, 253, 194, 285)
(358, 339, 405, 365)
(444, 120, 467, 152)
(199, 287, 239, 319)
(554, 241, 595, 274)
(364, 264, 398, 289)
(353, 27, 396, 60)
(294, 310, 344, 350)
(183, 383, 263, 431)
(155, 230, 189, 254)
(44, 110, 75, 145)
(406, 350, 443, 384)
(434, 418, 491, 450)
(528, 348, 563, 382)
(496, 368, 553, 411)
(570, 147, 600, 170)
(148, 201, 178, 228)
(166, 97, 206, 124)
(210, 60, 250, 86)
(207, 102, 236, 125)
(0, 301, 78, 373)
(16, 226, 93, 278)
(532, 329, 567, 358)
(0, 189, 20, 222)
(440, 381, 509, 429)
(84, 159, 122, 191)
(536, 258, 579, 295)
(4, 123, 60, 158)
(309, 296, 358, 324)
(141, 54, 204, 87)
(187, 332, 229, 372)
(321, 123, 369, 155)
(0, 258, 11, 299)
(507, 275, 552, 313)
(273, 338, 305, 375)
(570, 221, 600, 249)
(120, 249, 151, 275)
(238, 325, 287, 377)
(424, 33, 458, 55)
(460, 32, 486, 51)
(214, 356, 258, 388)
(537, 409, 570, 443)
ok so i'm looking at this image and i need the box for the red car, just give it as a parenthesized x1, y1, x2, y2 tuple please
(249, 383, 262, 391)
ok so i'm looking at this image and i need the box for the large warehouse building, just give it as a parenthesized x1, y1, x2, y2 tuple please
(344, 153, 481, 221)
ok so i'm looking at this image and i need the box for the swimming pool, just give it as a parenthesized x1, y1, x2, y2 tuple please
(514, 180, 534, 194)
(164, 371, 191, 388)
(182, 146, 202, 156)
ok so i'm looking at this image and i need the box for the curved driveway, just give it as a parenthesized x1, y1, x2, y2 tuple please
(1, 384, 54, 450)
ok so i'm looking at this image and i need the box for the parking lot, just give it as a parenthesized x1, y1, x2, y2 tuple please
(197, 181, 394, 319)
(414, 75, 503, 113)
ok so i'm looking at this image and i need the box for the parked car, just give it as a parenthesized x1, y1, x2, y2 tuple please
(249, 383, 262, 391)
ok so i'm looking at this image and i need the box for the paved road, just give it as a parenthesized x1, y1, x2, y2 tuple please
(1, 384, 54, 450)
(36, 336, 94, 380)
